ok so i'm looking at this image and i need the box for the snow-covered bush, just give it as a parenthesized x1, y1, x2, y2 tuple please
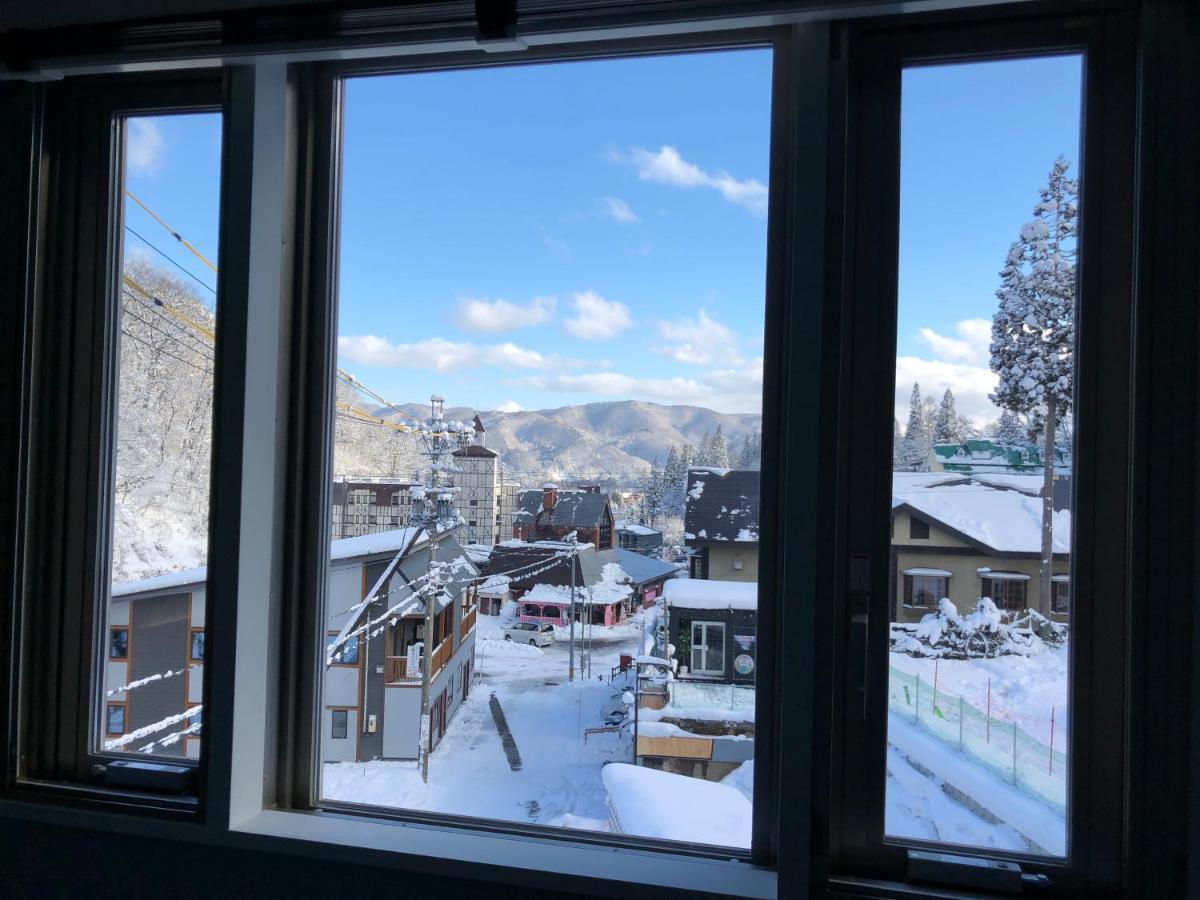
(891, 597, 1066, 659)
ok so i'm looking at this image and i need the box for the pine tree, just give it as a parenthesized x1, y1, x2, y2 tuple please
(709, 425, 730, 468)
(738, 431, 762, 470)
(933, 388, 961, 444)
(989, 156, 1078, 615)
(903, 383, 930, 471)
(893, 419, 905, 471)
(995, 410, 1026, 446)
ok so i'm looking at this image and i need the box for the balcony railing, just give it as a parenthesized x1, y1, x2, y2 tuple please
(459, 606, 477, 642)
(385, 638, 454, 686)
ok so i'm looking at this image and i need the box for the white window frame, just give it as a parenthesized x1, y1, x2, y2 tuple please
(690, 621, 726, 675)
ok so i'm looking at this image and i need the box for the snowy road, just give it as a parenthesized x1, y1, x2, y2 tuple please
(322, 614, 640, 833)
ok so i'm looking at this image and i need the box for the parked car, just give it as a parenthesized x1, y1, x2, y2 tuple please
(504, 622, 555, 647)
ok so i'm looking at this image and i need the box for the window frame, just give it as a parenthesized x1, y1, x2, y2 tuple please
(109, 626, 130, 661)
(267, 25, 809, 877)
(3, 70, 224, 815)
(828, 7, 1138, 893)
(690, 621, 727, 676)
(907, 516, 929, 540)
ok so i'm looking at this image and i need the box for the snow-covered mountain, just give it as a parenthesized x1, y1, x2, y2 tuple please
(366, 400, 763, 480)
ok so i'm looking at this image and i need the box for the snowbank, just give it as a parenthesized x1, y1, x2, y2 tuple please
(477, 637, 543, 658)
(663, 578, 757, 611)
(602, 762, 751, 848)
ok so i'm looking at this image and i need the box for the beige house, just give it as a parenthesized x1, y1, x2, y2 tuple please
(684, 468, 760, 582)
(890, 474, 1071, 624)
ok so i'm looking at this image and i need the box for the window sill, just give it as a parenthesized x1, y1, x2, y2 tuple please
(232, 808, 776, 898)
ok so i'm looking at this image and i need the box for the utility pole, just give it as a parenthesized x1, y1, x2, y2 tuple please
(568, 531, 577, 683)
(409, 394, 470, 785)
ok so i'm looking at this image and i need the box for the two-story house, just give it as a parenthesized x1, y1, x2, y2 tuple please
(890, 472, 1072, 623)
(683, 468, 760, 581)
(511, 484, 615, 549)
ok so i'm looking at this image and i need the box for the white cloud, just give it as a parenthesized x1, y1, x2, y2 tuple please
(493, 400, 524, 413)
(916, 317, 992, 366)
(894, 355, 1000, 427)
(127, 119, 166, 178)
(455, 296, 556, 333)
(601, 196, 640, 224)
(618, 145, 768, 216)
(338, 335, 580, 372)
(563, 291, 632, 340)
(656, 309, 741, 366)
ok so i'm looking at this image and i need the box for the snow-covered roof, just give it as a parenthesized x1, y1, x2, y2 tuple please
(602, 762, 751, 848)
(114, 527, 427, 598)
(329, 527, 423, 561)
(616, 521, 660, 536)
(684, 468, 759, 544)
(601, 548, 678, 586)
(663, 578, 757, 611)
(523, 576, 631, 607)
(111, 565, 206, 598)
(893, 476, 1070, 555)
(901, 567, 953, 577)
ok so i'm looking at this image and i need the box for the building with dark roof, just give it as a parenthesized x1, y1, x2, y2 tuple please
(511, 484, 616, 549)
(683, 468, 760, 581)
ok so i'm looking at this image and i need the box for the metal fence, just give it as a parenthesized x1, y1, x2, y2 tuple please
(888, 665, 1066, 812)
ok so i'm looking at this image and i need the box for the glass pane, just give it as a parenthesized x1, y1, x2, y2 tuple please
(101, 112, 222, 759)
(886, 56, 1080, 857)
(319, 49, 770, 850)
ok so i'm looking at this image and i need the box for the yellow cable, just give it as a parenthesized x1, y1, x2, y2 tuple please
(125, 190, 219, 274)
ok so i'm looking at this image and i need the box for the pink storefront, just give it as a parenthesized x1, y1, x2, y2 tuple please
(517, 584, 629, 627)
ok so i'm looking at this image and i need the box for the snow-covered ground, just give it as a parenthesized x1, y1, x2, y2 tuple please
(889, 646, 1069, 750)
(322, 612, 641, 833)
(886, 648, 1068, 857)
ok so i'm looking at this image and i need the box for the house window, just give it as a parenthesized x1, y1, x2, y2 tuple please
(469, 520, 477, 527)
(391, 491, 403, 506)
(1052, 578, 1070, 613)
(109, 627, 129, 660)
(903, 574, 947, 607)
(349, 489, 373, 505)
(981, 577, 1028, 612)
(470, 499, 477, 507)
(331, 710, 348, 740)
(105, 703, 126, 736)
(327, 634, 359, 665)
(690, 622, 726, 675)
(189, 629, 206, 662)
(908, 517, 930, 540)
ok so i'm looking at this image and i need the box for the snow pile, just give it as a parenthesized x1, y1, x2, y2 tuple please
(720, 760, 754, 803)
(602, 762, 751, 848)
(664, 578, 757, 611)
(478, 637, 543, 658)
(892, 598, 1066, 659)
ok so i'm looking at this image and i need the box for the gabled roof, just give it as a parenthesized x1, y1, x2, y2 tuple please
(452, 444, 498, 458)
(598, 548, 679, 587)
(512, 489, 612, 529)
(891, 475, 1071, 556)
(683, 468, 759, 544)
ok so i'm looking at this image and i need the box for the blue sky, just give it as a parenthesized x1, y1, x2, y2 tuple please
(122, 49, 1081, 421)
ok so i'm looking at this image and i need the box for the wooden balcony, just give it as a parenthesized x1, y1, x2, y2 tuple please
(459, 606, 477, 642)
(385, 639, 453, 686)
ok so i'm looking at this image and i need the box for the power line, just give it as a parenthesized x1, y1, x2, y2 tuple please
(120, 327, 213, 377)
(125, 189, 218, 273)
(125, 225, 217, 296)
(121, 296, 215, 361)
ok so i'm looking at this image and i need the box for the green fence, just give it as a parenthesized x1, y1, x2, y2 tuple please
(888, 666, 1066, 813)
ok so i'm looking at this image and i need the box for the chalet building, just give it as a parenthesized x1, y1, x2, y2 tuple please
(511, 484, 616, 549)
(616, 520, 663, 555)
(108, 529, 479, 763)
(890, 472, 1071, 624)
(929, 437, 1072, 477)
(324, 529, 479, 762)
(330, 477, 417, 540)
(683, 468, 760, 582)
(610, 549, 678, 609)
(634, 578, 757, 781)
(330, 417, 521, 545)
(474, 540, 635, 626)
